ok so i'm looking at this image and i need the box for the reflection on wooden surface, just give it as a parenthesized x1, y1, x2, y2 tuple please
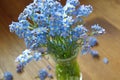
(0, 0, 120, 80)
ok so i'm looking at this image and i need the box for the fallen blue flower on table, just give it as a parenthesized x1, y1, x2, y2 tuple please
(4, 72, 13, 80)
(88, 37, 98, 47)
(38, 69, 48, 80)
(16, 63, 24, 73)
(103, 57, 109, 64)
(90, 50, 99, 57)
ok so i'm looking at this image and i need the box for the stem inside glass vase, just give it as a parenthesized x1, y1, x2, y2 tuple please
(47, 36, 81, 80)
(55, 52, 80, 80)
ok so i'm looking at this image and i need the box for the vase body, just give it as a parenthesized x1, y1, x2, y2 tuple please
(54, 53, 81, 80)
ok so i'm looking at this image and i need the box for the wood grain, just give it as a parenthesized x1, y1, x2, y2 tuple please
(0, 0, 120, 80)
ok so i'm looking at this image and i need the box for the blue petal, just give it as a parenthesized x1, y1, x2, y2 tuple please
(103, 57, 109, 64)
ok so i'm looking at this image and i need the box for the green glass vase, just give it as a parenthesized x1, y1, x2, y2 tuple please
(55, 53, 81, 80)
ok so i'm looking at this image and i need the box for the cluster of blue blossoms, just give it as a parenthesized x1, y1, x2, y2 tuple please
(9, 0, 105, 70)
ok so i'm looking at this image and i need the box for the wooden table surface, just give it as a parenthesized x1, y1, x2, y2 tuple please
(0, 0, 120, 80)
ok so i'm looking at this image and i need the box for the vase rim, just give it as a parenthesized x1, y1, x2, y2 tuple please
(56, 52, 78, 62)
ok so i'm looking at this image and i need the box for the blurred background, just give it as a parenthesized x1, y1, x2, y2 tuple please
(0, 0, 120, 80)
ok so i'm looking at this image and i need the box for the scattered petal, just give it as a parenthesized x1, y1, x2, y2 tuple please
(103, 57, 109, 64)
(38, 69, 48, 80)
(4, 72, 13, 80)
(88, 37, 98, 47)
(90, 50, 99, 57)
(16, 63, 24, 73)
